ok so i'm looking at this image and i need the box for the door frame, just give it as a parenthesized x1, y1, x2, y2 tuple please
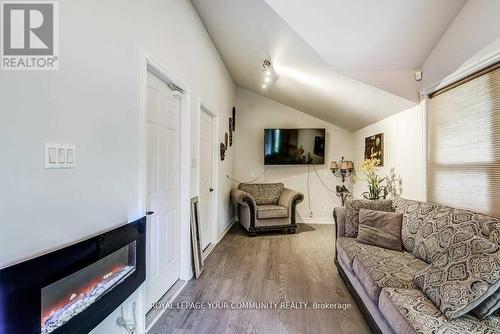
(139, 51, 192, 283)
(197, 99, 219, 254)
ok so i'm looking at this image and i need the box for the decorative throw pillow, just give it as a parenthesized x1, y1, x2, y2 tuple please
(414, 236, 500, 320)
(238, 183, 284, 205)
(345, 198, 393, 237)
(471, 289, 500, 319)
(393, 197, 438, 257)
(356, 209, 403, 251)
(393, 197, 500, 264)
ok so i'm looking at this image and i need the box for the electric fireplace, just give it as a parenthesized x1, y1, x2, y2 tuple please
(0, 217, 146, 334)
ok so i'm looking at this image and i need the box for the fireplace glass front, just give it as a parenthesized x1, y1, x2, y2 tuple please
(41, 241, 137, 334)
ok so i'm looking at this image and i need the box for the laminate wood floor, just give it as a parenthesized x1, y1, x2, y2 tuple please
(148, 223, 371, 334)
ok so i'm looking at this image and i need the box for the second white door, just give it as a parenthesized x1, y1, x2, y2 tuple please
(199, 108, 214, 251)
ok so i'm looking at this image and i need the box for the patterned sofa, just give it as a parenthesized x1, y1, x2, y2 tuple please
(334, 197, 500, 334)
(231, 183, 303, 236)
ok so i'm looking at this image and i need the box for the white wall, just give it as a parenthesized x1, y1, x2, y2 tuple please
(234, 88, 353, 222)
(0, 0, 234, 332)
(421, 0, 500, 89)
(352, 105, 424, 201)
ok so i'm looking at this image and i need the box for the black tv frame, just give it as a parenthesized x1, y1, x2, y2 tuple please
(263, 128, 326, 166)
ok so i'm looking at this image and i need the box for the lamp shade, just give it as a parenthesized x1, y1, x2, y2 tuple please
(340, 161, 349, 170)
(330, 161, 339, 170)
(346, 161, 354, 170)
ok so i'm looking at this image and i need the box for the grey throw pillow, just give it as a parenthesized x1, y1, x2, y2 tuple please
(345, 198, 393, 237)
(356, 209, 403, 251)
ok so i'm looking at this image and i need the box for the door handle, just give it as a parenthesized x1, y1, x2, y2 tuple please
(146, 211, 155, 216)
(209, 187, 214, 192)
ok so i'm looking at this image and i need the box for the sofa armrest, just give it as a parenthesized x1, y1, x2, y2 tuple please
(333, 207, 346, 239)
(278, 188, 304, 211)
(231, 189, 256, 208)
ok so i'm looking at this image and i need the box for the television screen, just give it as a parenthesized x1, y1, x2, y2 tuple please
(264, 128, 325, 165)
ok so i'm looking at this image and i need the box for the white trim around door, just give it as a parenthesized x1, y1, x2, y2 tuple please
(139, 51, 193, 308)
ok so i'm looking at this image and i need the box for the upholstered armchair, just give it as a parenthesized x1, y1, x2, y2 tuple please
(231, 183, 304, 236)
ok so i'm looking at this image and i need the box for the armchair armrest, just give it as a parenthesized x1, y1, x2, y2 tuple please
(231, 188, 257, 233)
(333, 207, 346, 239)
(278, 188, 304, 211)
(231, 189, 256, 208)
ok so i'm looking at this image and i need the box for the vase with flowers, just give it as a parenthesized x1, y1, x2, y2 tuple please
(358, 158, 388, 200)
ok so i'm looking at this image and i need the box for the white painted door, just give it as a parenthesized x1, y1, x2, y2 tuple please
(145, 72, 181, 309)
(199, 109, 214, 251)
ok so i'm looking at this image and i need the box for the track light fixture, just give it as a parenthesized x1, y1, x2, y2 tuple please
(263, 59, 271, 70)
(260, 59, 274, 90)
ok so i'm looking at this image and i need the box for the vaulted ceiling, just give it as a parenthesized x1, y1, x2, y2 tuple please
(192, 0, 467, 131)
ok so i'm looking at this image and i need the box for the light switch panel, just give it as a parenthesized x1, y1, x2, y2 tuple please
(45, 143, 75, 169)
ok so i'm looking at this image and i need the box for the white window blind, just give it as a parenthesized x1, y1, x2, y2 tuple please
(428, 64, 500, 218)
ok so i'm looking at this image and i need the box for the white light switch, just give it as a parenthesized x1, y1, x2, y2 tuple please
(48, 148, 57, 163)
(58, 148, 66, 163)
(45, 143, 75, 169)
(67, 149, 74, 163)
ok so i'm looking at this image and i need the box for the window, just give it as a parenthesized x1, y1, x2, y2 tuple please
(428, 64, 500, 217)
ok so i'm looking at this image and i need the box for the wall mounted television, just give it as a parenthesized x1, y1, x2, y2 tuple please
(264, 128, 325, 165)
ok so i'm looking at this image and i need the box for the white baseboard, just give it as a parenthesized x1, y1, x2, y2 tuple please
(217, 217, 236, 243)
(299, 217, 334, 224)
(145, 279, 188, 333)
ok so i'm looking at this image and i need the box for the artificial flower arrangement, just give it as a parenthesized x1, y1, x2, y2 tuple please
(358, 158, 387, 200)
(358, 158, 403, 200)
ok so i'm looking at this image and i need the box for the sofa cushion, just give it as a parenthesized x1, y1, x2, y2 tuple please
(352, 251, 427, 304)
(414, 236, 500, 320)
(393, 197, 500, 263)
(356, 209, 403, 251)
(380, 288, 500, 334)
(336, 237, 378, 265)
(256, 205, 288, 219)
(337, 237, 408, 269)
(238, 183, 284, 205)
(345, 198, 393, 237)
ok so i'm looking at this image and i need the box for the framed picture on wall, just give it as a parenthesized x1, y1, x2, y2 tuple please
(364, 133, 384, 166)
